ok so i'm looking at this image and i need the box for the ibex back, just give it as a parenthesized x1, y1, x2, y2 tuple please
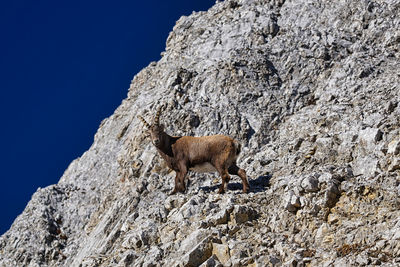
(138, 106, 250, 194)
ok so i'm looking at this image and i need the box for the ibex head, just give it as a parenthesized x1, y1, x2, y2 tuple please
(138, 105, 165, 148)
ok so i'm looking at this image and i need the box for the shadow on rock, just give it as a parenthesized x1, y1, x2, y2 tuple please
(199, 174, 271, 193)
(249, 174, 271, 193)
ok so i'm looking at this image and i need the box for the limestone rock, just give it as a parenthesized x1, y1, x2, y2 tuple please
(388, 139, 400, 155)
(284, 191, 301, 212)
(301, 174, 320, 193)
(212, 243, 230, 265)
(230, 205, 257, 224)
(199, 255, 223, 267)
(181, 236, 213, 267)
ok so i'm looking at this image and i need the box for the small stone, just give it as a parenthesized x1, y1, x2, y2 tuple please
(324, 183, 340, 208)
(315, 223, 330, 243)
(299, 196, 308, 207)
(327, 213, 339, 224)
(388, 158, 400, 172)
(385, 101, 397, 114)
(189, 114, 200, 128)
(318, 172, 333, 184)
(392, 227, 400, 240)
(142, 246, 163, 267)
(209, 209, 229, 226)
(120, 250, 137, 266)
(269, 256, 281, 265)
(355, 252, 369, 266)
(359, 127, 383, 145)
(310, 204, 321, 215)
(230, 205, 256, 224)
(301, 175, 319, 192)
(228, 225, 240, 236)
(371, 259, 382, 265)
(284, 191, 301, 212)
(352, 156, 380, 177)
(286, 258, 298, 267)
(387, 139, 400, 155)
(375, 240, 387, 250)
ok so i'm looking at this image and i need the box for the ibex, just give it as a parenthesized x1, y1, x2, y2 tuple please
(138, 106, 250, 194)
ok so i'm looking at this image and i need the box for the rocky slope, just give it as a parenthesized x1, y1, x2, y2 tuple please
(1, 0, 400, 266)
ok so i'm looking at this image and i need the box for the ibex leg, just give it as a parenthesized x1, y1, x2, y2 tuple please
(177, 163, 188, 192)
(216, 166, 230, 194)
(228, 163, 250, 193)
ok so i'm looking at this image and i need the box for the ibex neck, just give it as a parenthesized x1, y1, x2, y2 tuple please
(157, 132, 177, 158)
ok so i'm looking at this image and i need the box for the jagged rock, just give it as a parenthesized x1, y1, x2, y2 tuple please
(359, 128, 383, 146)
(352, 156, 380, 177)
(212, 243, 230, 265)
(199, 255, 223, 267)
(388, 139, 400, 155)
(181, 236, 213, 267)
(208, 208, 230, 226)
(301, 174, 320, 193)
(355, 252, 370, 266)
(230, 205, 257, 224)
(1, 0, 400, 266)
(142, 246, 163, 267)
(284, 191, 301, 212)
(388, 158, 400, 172)
(118, 250, 137, 267)
(323, 183, 340, 208)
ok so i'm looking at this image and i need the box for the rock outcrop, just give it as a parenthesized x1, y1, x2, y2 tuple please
(1, 0, 399, 266)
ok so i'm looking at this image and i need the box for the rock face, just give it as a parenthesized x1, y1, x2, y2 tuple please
(1, 0, 400, 266)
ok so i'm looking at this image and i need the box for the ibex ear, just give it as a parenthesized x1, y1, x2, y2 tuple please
(159, 124, 164, 131)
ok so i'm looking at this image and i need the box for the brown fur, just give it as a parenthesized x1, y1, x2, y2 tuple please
(138, 109, 250, 194)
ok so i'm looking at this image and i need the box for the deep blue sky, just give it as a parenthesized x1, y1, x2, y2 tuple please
(0, 0, 215, 235)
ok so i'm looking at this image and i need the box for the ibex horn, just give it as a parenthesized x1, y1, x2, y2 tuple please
(154, 105, 163, 126)
(137, 115, 150, 128)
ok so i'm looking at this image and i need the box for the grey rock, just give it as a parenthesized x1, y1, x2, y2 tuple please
(388, 139, 400, 155)
(230, 205, 257, 224)
(208, 208, 230, 226)
(388, 157, 400, 172)
(142, 246, 163, 267)
(318, 172, 333, 184)
(211, 243, 230, 265)
(199, 255, 223, 267)
(352, 156, 380, 177)
(284, 191, 301, 212)
(359, 127, 383, 148)
(355, 252, 370, 266)
(181, 236, 213, 267)
(180, 229, 211, 254)
(324, 183, 340, 208)
(301, 174, 320, 193)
